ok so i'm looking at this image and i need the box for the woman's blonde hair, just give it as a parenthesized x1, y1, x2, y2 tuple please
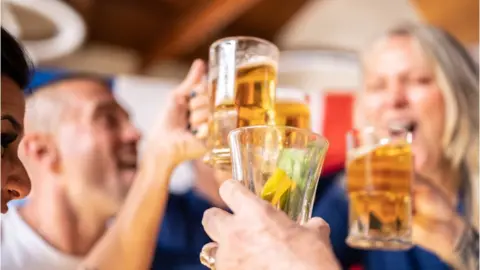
(358, 23, 479, 229)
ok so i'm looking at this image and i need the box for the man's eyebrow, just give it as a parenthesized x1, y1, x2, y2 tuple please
(92, 101, 129, 118)
(1, 115, 22, 132)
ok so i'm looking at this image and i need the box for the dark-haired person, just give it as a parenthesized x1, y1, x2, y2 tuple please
(1, 28, 32, 213)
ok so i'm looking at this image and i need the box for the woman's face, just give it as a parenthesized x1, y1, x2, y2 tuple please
(361, 35, 445, 177)
(1, 75, 30, 213)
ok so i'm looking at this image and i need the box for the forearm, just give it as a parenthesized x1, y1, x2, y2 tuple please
(79, 157, 174, 270)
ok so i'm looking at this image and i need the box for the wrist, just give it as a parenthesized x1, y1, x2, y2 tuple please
(140, 147, 177, 180)
(142, 142, 178, 167)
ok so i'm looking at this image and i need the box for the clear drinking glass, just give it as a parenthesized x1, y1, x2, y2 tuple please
(203, 37, 279, 171)
(346, 127, 414, 250)
(200, 125, 329, 268)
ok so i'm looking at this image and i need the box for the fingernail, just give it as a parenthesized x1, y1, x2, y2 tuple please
(190, 91, 197, 98)
(191, 129, 198, 135)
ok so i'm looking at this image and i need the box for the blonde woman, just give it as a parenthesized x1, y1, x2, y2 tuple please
(315, 23, 479, 270)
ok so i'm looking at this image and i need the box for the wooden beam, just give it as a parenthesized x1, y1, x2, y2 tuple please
(141, 0, 263, 70)
(410, 0, 478, 43)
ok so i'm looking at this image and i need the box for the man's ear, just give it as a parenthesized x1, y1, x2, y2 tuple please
(20, 133, 60, 172)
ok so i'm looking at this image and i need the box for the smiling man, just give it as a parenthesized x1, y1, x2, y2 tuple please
(1, 75, 142, 269)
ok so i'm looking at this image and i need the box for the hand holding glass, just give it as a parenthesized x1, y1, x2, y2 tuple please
(200, 125, 329, 268)
(346, 127, 414, 250)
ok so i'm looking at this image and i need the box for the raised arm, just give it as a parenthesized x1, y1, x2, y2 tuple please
(79, 60, 208, 270)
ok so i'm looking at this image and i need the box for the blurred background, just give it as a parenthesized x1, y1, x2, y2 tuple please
(2, 0, 479, 190)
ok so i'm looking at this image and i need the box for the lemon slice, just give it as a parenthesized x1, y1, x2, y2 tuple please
(261, 168, 295, 207)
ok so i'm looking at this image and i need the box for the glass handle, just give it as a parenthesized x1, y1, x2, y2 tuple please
(200, 242, 218, 269)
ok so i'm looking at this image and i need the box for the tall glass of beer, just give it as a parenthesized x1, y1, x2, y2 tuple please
(200, 125, 329, 268)
(346, 127, 414, 250)
(275, 88, 310, 129)
(203, 37, 279, 170)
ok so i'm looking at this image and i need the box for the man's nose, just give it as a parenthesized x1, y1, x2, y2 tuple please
(123, 123, 142, 143)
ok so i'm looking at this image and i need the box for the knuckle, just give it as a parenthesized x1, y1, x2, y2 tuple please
(315, 220, 331, 237)
(321, 222, 331, 235)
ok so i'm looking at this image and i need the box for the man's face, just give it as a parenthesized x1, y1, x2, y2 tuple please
(56, 80, 140, 215)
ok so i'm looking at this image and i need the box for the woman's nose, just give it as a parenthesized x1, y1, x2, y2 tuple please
(386, 80, 409, 109)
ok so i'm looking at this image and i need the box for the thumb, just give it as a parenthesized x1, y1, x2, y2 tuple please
(176, 59, 206, 96)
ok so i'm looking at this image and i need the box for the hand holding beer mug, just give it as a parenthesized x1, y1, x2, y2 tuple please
(346, 127, 414, 250)
(203, 37, 279, 170)
(200, 125, 329, 268)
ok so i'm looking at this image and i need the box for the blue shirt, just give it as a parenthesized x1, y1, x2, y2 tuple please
(152, 191, 213, 270)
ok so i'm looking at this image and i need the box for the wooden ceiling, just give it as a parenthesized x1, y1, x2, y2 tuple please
(62, 0, 477, 72)
(64, 0, 310, 71)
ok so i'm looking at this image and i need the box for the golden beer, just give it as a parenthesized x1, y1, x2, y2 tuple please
(205, 37, 279, 170)
(346, 142, 413, 250)
(275, 88, 310, 129)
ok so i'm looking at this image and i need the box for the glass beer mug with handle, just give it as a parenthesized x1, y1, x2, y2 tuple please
(200, 125, 329, 269)
(346, 126, 414, 250)
(275, 87, 311, 129)
(203, 37, 279, 171)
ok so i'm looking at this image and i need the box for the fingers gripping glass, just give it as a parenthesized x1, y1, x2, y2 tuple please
(200, 125, 329, 269)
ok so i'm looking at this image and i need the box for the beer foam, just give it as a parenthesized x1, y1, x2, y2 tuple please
(348, 144, 378, 160)
(276, 88, 308, 103)
(237, 56, 278, 70)
(209, 57, 278, 81)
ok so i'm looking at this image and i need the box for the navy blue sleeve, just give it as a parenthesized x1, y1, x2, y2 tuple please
(152, 191, 213, 270)
(312, 171, 363, 269)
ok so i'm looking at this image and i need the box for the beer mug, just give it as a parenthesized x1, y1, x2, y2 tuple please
(203, 37, 279, 170)
(275, 88, 310, 129)
(346, 127, 414, 250)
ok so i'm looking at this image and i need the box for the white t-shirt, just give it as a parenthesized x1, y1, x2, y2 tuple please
(1, 206, 82, 270)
